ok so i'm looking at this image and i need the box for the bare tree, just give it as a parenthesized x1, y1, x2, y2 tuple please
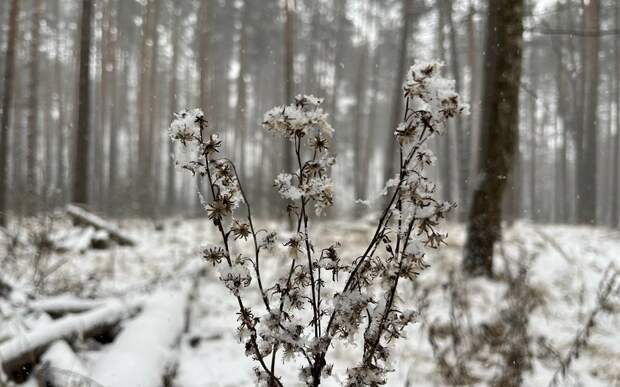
(26, 0, 44, 214)
(383, 0, 415, 184)
(612, 3, 620, 228)
(72, 0, 94, 205)
(0, 0, 19, 226)
(463, 0, 525, 277)
(576, 0, 600, 224)
(282, 0, 295, 172)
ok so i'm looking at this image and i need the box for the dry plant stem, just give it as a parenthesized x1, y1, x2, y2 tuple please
(221, 158, 271, 311)
(271, 135, 321, 381)
(199, 129, 282, 387)
(548, 265, 619, 387)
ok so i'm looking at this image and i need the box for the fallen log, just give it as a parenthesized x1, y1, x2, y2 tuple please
(90, 288, 189, 387)
(65, 204, 136, 246)
(29, 295, 108, 318)
(35, 340, 101, 387)
(0, 300, 139, 381)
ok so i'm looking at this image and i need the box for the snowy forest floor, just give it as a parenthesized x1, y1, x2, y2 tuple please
(1, 216, 619, 387)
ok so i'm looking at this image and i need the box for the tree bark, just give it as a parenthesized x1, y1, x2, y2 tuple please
(611, 4, 620, 228)
(383, 0, 414, 184)
(72, 0, 94, 205)
(445, 0, 467, 220)
(283, 0, 295, 171)
(463, 0, 524, 277)
(166, 7, 181, 212)
(26, 0, 43, 215)
(0, 0, 19, 226)
(576, 0, 599, 225)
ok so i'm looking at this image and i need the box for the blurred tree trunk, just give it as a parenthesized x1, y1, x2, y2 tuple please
(137, 0, 160, 216)
(72, 0, 94, 206)
(304, 0, 319, 94)
(330, 0, 347, 149)
(383, 0, 414, 184)
(463, 0, 524, 277)
(0, 0, 19, 226)
(26, 0, 43, 214)
(167, 7, 180, 212)
(466, 1, 479, 187)
(196, 0, 209, 213)
(528, 59, 538, 222)
(445, 0, 467, 219)
(282, 0, 296, 227)
(437, 0, 452, 205)
(107, 0, 120, 211)
(576, 0, 599, 225)
(236, 0, 249, 184)
(147, 0, 161, 217)
(353, 29, 369, 218)
(552, 9, 569, 223)
(283, 0, 295, 171)
(611, 4, 620, 228)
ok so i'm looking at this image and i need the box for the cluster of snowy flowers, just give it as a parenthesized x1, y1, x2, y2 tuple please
(263, 94, 334, 141)
(396, 61, 468, 145)
(266, 96, 336, 216)
(168, 61, 465, 387)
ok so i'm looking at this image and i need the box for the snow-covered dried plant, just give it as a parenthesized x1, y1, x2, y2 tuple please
(168, 61, 467, 387)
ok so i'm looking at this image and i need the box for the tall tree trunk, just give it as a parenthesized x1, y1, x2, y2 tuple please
(463, 0, 524, 277)
(528, 59, 538, 222)
(195, 0, 209, 213)
(136, 0, 159, 216)
(383, 0, 414, 184)
(576, 0, 599, 225)
(611, 3, 620, 228)
(54, 0, 66, 201)
(445, 0, 467, 219)
(353, 40, 369, 218)
(0, 0, 19, 226)
(107, 0, 120, 212)
(466, 1, 479, 186)
(72, 0, 94, 205)
(26, 0, 43, 214)
(236, 0, 249, 184)
(437, 0, 453, 205)
(283, 0, 295, 170)
(330, 0, 347, 146)
(167, 7, 180, 212)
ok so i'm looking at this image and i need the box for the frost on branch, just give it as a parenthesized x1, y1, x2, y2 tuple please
(168, 61, 466, 387)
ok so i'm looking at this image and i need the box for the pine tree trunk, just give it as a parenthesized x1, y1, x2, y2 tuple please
(26, 0, 43, 215)
(445, 0, 467, 220)
(463, 0, 524, 277)
(166, 8, 180, 212)
(383, 0, 414, 184)
(236, 0, 249, 184)
(611, 4, 620, 228)
(72, 0, 93, 205)
(353, 40, 369, 218)
(0, 0, 19, 226)
(576, 0, 599, 225)
(283, 0, 295, 171)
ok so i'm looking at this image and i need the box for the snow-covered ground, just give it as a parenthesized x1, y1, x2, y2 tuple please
(1, 217, 619, 386)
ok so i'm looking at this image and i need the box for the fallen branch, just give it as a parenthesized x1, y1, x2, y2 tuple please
(29, 295, 109, 318)
(90, 288, 189, 387)
(0, 300, 140, 380)
(65, 204, 136, 246)
(35, 340, 99, 386)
